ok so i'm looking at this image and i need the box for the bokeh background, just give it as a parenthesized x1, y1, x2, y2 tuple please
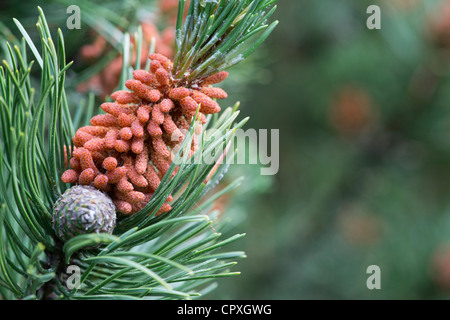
(3, 0, 450, 299)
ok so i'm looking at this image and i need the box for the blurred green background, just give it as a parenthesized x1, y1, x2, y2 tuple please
(215, 0, 450, 299)
(3, 0, 450, 299)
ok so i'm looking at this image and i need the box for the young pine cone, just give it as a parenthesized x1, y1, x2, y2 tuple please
(62, 53, 228, 216)
(52, 185, 116, 242)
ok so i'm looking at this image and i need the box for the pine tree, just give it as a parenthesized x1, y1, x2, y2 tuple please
(0, 1, 278, 300)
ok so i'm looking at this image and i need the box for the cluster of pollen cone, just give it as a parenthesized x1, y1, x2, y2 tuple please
(62, 53, 228, 216)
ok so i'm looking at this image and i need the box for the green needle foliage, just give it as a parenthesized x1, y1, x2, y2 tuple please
(0, 0, 276, 300)
(173, 0, 278, 82)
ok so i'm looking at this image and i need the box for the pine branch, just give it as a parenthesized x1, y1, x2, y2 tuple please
(0, 0, 278, 300)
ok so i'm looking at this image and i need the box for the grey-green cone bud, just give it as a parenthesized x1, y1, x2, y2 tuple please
(52, 185, 116, 242)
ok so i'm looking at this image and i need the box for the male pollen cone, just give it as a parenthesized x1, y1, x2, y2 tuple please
(62, 53, 229, 216)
